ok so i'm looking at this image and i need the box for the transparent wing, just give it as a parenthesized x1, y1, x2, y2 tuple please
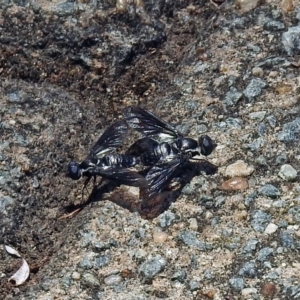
(92, 166, 148, 188)
(122, 106, 183, 139)
(87, 120, 128, 159)
(145, 157, 186, 199)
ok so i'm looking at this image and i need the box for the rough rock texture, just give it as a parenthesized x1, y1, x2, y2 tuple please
(1, 0, 300, 299)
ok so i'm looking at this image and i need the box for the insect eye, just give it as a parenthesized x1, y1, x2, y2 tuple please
(67, 162, 82, 180)
(199, 135, 216, 156)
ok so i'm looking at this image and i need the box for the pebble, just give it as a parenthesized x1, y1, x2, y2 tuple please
(282, 25, 300, 55)
(282, 0, 294, 11)
(252, 67, 264, 77)
(258, 184, 280, 198)
(153, 231, 168, 243)
(0, 196, 14, 211)
(224, 160, 254, 177)
(188, 218, 198, 231)
(243, 78, 267, 101)
(255, 155, 268, 166)
(251, 210, 271, 232)
(171, 270, 187, 282)
(81, 273, 101, 288)
(280, 231, 294, 248)
(71, 272, 81, 280)
(243, 238, 259, 254)
(223, 87, 243, 106)
(249, 111, 266, 121)
(32, 176, 40, 188)
(104, 274, 123, 286)
(277, 117, 300, 142)
(238, 261, 258, 278)
(236, 0, 260, 13)
(257, 247, 274, 262)
(241, 287, 258, 297)
(260, 282, 277, 298)
(138, 255, 167, 279)
(229, 277, 244, 291)
(272, 200, 286, 208)
(264, 223, 278, 234)
(159, 211, 177, 228)
(221, 177, 248, 191)
(188, 280, 200, 291)
(178, 230, 213, 251)
(278, 164, 297, 181)
(267, 115, 277, 128)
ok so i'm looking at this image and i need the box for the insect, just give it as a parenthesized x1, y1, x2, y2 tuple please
(67, 119, 147, 190)
(122, 106, 217, 198)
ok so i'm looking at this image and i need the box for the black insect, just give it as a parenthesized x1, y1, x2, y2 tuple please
(122, 106, 217, 198)
(67, 119, 147, 189)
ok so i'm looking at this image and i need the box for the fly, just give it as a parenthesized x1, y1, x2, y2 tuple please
(67, 119, 147, 189)
(122, 106, 217, 198)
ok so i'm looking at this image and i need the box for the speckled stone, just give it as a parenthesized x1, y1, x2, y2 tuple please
(221, 177, 248, 191)
(224, 160, 254, 177)
(258, 184, 280, 198)
(264, 223, 278, 234)
(251, 210, 271, 232)
(138, 255, 167, 279)
(278, 164, 297, 181)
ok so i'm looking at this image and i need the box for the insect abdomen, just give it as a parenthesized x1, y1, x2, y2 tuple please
(101, 154, 139, 168)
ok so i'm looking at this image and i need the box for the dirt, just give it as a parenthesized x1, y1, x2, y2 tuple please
(1, 0, 300, 299)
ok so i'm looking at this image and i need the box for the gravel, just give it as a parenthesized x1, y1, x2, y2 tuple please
(1, 1, 300, 299)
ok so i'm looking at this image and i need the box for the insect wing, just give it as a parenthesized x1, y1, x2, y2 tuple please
(87, 120, 128, 159)
(122, 106, 182, 139)
(93, 166, 148, 188)
(145, 157, 184, 199)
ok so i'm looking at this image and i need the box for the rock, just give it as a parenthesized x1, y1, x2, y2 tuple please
(153, 231, 168, 243)
(267, 115, 277, 128)
(243, 238, 259, 254)
(282, 25, 300, 55)
(243, 78, 267, 101)
(249, 111, 266, 121)
(188, 280, 200, 291)
(224, 160, 254, 177)
(257, 247, 274, 262)
(264, 223, 278, 234)
(215, 196, 226, 207)
(138, 255, 167, 279)
(178, 231, 213, 251)
(252, 67, 264, 77)
(236, 0, 260, 13)
(238, 261, 258, 278)
(221, 177, 248, 191)
(277, 117, 300, 142)
(229, 277, 244, 291)
(171, 270, 187, 282)
(251, 210, 271, 232)
(264, 20, 285, 31)
(258, 184, 280, 198)
(223, 87, 243, 106)
(280, 231, 295, 248)
(159, 211, 177, 228)
(104, 274, 123, 286)
(247, 137, 264, 151)
(0, 196, 14, 211)
(81, 273, 101, 288)
(261, 282, 277, 298)
(278, 164, 297, 181)
(241, 287, 258, 297)
(188, 218, 198, 231)
(255, 155, 268, 166)
(71, 272, 81, 280)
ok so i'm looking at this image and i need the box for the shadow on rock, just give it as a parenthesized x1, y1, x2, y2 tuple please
(63, 160, 217, 219)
